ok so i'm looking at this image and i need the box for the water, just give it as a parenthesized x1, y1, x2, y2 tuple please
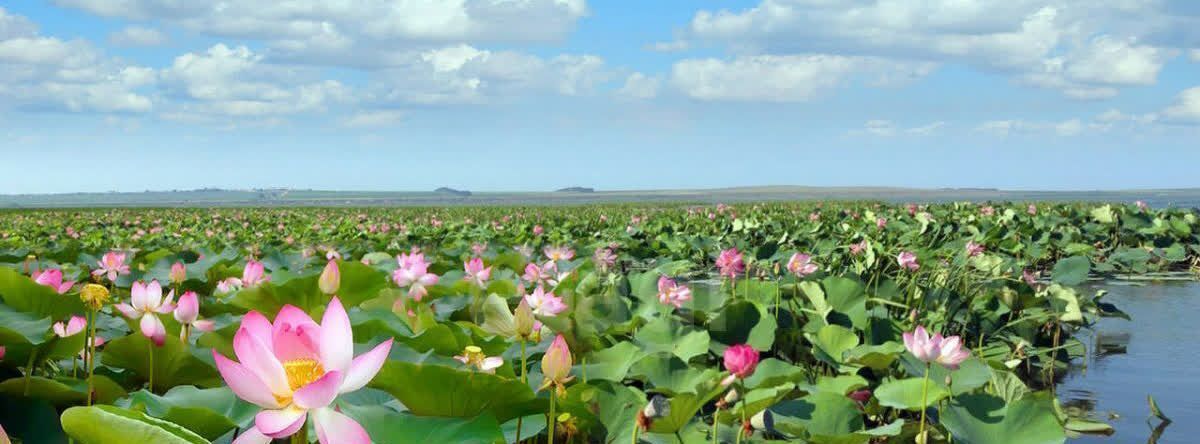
(1062, 282, 1200, 443)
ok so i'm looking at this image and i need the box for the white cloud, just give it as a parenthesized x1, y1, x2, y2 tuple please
(109, 26, 168, 46)
(617, 73, 661, 99)
(1161, 87, 1200, 123)
(669, 55, 928, 102)
(681, 1, 1186, 99)
(975, 118, 1091, 136)
(858, 120, 945, 136)
(1055, 118, 1083, 136)
(864, 120, 896, 136)
(907, 121, 945, 135)
(1191, 49, 1200, 62)
(0, 7, 153, 113)
(646, 40, 689, 52)
(342, 110, 404, 127)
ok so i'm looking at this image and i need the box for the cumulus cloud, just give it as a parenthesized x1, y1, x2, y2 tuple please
(341, 110, 404, 127)
(670, 55, 931, 102)
(858, 120, 945, 136)
(1161, 87, 1200, 123)
(0, 7, 153, 113)
(109, 25, 168, 46)
(646, 40, 689, 52)
(975, 118, 1089, 136)
(617, 73, 661, 99)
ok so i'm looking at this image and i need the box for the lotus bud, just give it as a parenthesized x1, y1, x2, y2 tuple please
(169, 261, 187, 284)
(540, 334, 574, 396)
(319, 260, 341, 295)
(174, 291, 199, 324)
(80, 283, 110, 310)
(514, 298, 536, 338)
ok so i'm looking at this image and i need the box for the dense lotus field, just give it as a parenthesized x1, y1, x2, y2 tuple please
(0, 201, 1190, 443)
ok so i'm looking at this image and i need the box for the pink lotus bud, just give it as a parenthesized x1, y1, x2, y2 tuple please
(319, 260, 341, 295)
(541, 334, 573, 389)
(722, 344, 759, 385)
(170, 261, 187, 284)
(174, 291, 199, 324)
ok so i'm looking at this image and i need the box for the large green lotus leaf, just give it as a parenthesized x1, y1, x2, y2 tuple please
(821, 276, 868, 329)
(501, 414, 547, 444)
(771, 391, 864, 438)
(368, 361, 536, 422)
(939, 392, 1066, 444)
(874, 377, 950, 411)
(809, 375, 869, 396)
(634, 317, 710, 362)
(0, 395, 66, 443)
(1050, 256, 1089, 286)
(573, 341, 645, 383)
(721, 383, 796, 423)
(707, 300, 776, 351)
(0, 375, 125, 406)
(0, 302, 51, 346)
(0, 267, 86, 320)
(646, 378, 724, 434)
(899, 355, 992, 395)
(341, 404, 506, 444)
(741, 358, 805, 390)
(101, 333, 221, 392)
(60, 405, 209, 444)
(230, 260, 387, 317)
(685, 282, 728, 313)
(117, 386, 257, 440)
(806, 324, 859, 368)
(629, 353, 722, 395)
(844, 342, 904, 370)
(806, 419, 906, 444)
(568, 381, 644, 444)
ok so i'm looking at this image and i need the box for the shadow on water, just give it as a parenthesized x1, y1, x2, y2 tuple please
(1062, 281, 1200, 443)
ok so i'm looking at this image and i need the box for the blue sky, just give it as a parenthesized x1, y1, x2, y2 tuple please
(2, 1, 1199, 194)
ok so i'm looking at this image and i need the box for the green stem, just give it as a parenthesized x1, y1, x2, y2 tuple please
(548, 393, 557, 444)
(291, 423, 307, 444)
(86, 308, 98, 406)
(147, 340, 155, 393)
(919, 363, 930, 440)
(735, 381, 747, 444)
(631, 422, 640, 444)
(23, 347, 37, 396)
(516, 339, 527, 443)
(712, 408, 721, 444)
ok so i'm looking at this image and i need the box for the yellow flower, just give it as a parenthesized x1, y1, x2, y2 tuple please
(80, 284, 110, 310)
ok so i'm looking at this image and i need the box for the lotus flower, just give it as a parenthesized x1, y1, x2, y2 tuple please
(523, 261, 569, 288)
(1136, 200, 1148, 211)
(0, 346, 5, 361)
(170, 261, 187, 284)
(532, 225, 544, 236)
(319, 260, 340, 295)
(463, 258, 492, 289)
(33, 269, 75, 294)
(592, 247, 617, 272)
(524, 286, 567, 316)
(715, 248, 745, 279)
(1027, 204, 1037, 215)
(174, 291, 215, 340)
(92, 251, 130, 282)
(213, 297, 392, 444)
(786, 253, 818, 278)
(903, 326, 970, 370)
(539, 334, 573, 395)
(217, 278, 244, 294)
(543, 246, 574, 261)
(242, 260, 269, 287)
(722, 344, 759, 386)
(876, 217, 887, 229)
(849, 241, 867, 256)
(1022, 269, 1039, 286)
(980, 205, 995, 216)
(965, 241, 984, 258)
(897, 252, 919, 271)
(656, 276, 692, 309)
(454, 346, 503, 373)
(392, 253, 438, 301)
(115, 281, 176, 346)
(53, 315, 87, 337)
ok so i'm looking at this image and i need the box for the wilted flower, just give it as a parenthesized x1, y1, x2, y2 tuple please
(454, 345, 503, 373)
(53, 315, 87, 337)
(897, 252, 919, 271)
(80, 283, 110, 310)
(786, 253, 819, 278)
(903, 325, 971, 370)
(524, 286, 567, 317)
(721, 344, 759, 386)
(463, 258, 492, 289)
(392, 253, 438, 301)
(92, 251, 130, 282)
(33, 269, 75, 294)
(319, 260, 340, 295)
(592, 247, 617, 272)
(539, 334, 574, 396)
(212, 297, 392, 444)
(170, 261, 187, 284)
(965, 241, 985, 257)
(716, 248, 745, 279)
(115, 281, 176, 346)
(656, 276, 692, 309)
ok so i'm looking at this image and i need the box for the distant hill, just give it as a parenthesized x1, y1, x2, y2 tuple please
(434, 187, 472, 197)
(556, 187, 594, 193)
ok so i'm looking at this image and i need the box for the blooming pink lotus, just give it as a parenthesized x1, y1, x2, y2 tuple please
(213, 298, 392, 444)
(174, 291, 215, 340)
(876, 217, 887, 229)
(722, 344, 759, 386)
(965, 241, 985, 258)
(116, 281, 176, 346)
(715, 248, 745, 279)
(522, 261, 569, 288)
(656, 276, 693, 309)
(980, 206, 995, 216)
(524, 286, 567, 316)
(532, 225, 544, 236)
(92, 251, 130, 282)
(53, 315, 87, 337)
(463, 258, 492, 289)
(849, 241, 867, 256)
(592, 247, 617, 272)
(1136, 200, 1148, 211)
(902, 326, 970, 370)
(392, 253, 438, 301)
(33, 269, 75, 294)
(897, 252, 919, 271)
(543, 246, 574, 262)
(786, 253, 819, 278)
(454, 345, 503, 373)
(1027, 204, 1038, 215)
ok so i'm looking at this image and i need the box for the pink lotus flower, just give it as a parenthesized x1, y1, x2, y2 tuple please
(906, 204, 918, 216)
(980, 205, 995, 216)
(523, 261, 569, 288)
(903, 326, 970, 370)
(242, 260, 269, 287)
(543, 246, 574, 262)
(53, 315, 87, 337)
(524, 286, 567, 316)
(849, 241, 867, 256)
(897, 252, 919, 271)
(965, 241, 985, 257)
(592, 247, 617, 272)
(657, 276, 693, 309)
(392, 253, 438, 301)
(471, 243, 488, 256)
(539, 334, 573, 395)
(174, 291, 215, 340)
(1027, 204, 1037, 215)
(170, 261, 187, 284)
(0, 346, 4, 361)
(463, 258, 492, 289)
(722, 344, 759, 386)
(876, 217, 887, 229)
(1136, 200, 1148, 211)
(454, 345, 503, 374)
(532, 225, 544, 236)
(1022, 269, 1039, 286)
(716, 248, 745, 279)
(786, 253, 819, 278)
(217, 278, 243, 294)
(115, 281, 177, 346)
(319, 261, 340, 295)
(515, 245, 534, 259)
(808, 212, 821, 221)
(92, 251, 130, 282)
(213, 297, 392, 444)
(33, 269, 75, 294)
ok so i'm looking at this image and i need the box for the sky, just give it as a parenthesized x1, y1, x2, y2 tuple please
(1, 0, 1199, 194)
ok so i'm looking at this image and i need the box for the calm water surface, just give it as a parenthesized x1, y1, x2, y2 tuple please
(1063, 281, 1200, 443)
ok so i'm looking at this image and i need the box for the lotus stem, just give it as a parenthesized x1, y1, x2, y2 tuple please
(631, 421, 639, 444)
(147, 340, 154, 393)
(712, 406, 721, 444)
(548, 392, 557, 444)
(291, 424, 307, 444)
(516, 339, 527, 442)
(919, 362, 930, 440)
(86, 308, 98, 406)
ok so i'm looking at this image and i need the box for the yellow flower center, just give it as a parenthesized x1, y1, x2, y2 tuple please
(462, 346, 485, 366)
(283, 358, 325, 392)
